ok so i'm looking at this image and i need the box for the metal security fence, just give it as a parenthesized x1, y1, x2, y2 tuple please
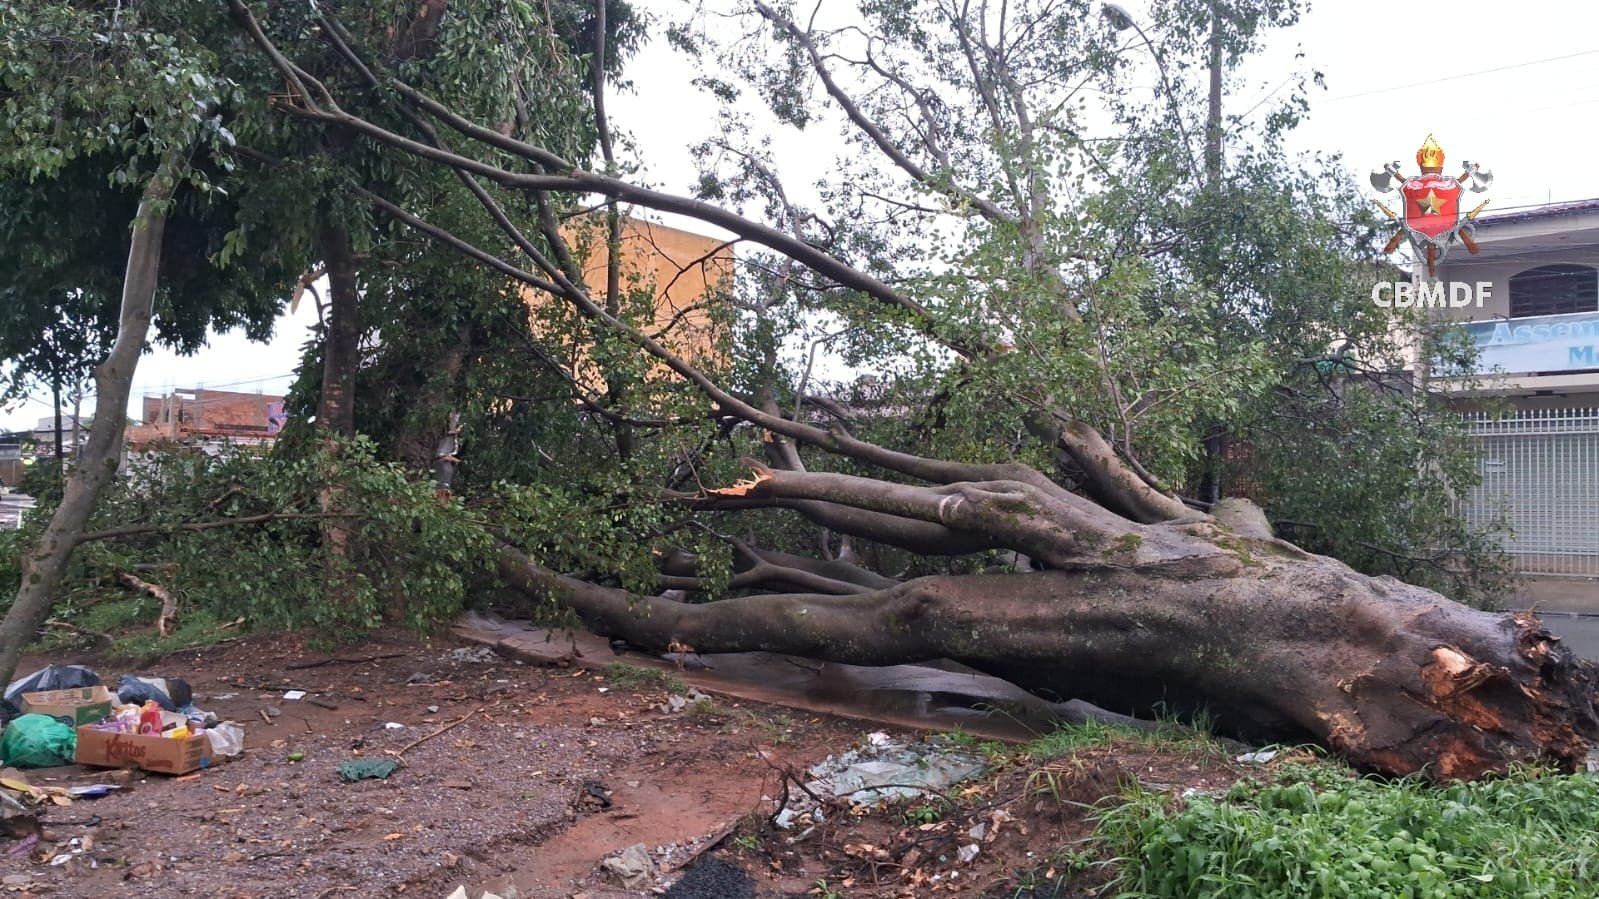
(1460, 408, 1599, 576)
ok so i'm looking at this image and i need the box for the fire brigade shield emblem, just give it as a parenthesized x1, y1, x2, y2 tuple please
(1401, 174, 1462, 242)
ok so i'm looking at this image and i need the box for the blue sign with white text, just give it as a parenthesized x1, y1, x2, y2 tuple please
(1463, 311, 1599, 374)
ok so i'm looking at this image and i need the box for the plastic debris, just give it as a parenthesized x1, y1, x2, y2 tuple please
(772, 732, 985, 830)
(600, 843, 656, 889)
(957, 843, 980, 863)
(1235, 749, 1280, 764)
(205, 722, 246, 759)
(282, 690, 307, 701)
(4, 666, 99, 702)
(115, 675, 193, 712)
(0, 715, 77, 769)
(2, 666, 99, 725)
(338, 758, 400, 783)
(443, 647, 500, 665)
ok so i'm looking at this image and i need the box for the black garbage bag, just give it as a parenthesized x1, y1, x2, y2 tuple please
(1, 665, 100, 726)
(5, 665, 100, 702)
(115, 675, 193, 711)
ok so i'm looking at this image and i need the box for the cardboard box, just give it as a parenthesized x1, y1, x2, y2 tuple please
(75, 717, 211, 775)
(22, 686, 115, 727)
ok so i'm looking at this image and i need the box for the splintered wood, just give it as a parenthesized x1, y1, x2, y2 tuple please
(704, 467, 773, 497)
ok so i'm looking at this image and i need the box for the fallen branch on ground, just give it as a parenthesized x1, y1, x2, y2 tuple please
(391, 705, 483, 757)
(116, 571, 178, 637)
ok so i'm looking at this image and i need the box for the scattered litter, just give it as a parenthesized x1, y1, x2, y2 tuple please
(338, 758, 400, 783)
(1236, 749, 1280, 764)
(405, 672, 436, 686)
(443, 647, 500, 665)
(5, 665, 99, 703)
(384, 722, 406, 731)
(114, 675, 192, 712)
(0, 714, 77, 769)
(657, 688, 713, 714)
(2, 665, 99, 727)
(957, 843, 980, 863)
(205, 723, 246, 759)
(772, 732, 985, 830)
(426, 705, 439, 714)
(576, 781, 612, 810)
(210, 693, 238, 701)
(66, 784, 120, 800)
(600, 843, 655, 889)
(282, 690, 307, 702)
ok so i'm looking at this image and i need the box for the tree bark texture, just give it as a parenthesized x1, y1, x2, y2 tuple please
(499, 476, 1599, 781)
(317, 219, 360, 438)
(0, 150, 183, 686)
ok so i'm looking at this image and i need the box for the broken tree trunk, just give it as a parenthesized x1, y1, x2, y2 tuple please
(498, 500, 1599, 781)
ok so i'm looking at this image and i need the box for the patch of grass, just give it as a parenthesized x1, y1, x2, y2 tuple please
(1025, 718, 1223, 760)
(106, 607, 241, 662)
(1095, 762, 1599, 898)
(601, 662, 686, 694)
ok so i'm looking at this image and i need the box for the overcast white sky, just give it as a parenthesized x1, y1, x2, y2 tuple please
(6, 0, 1597, 433)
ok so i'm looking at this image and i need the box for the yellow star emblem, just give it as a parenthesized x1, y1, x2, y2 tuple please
(1415, 189, 1445, 216)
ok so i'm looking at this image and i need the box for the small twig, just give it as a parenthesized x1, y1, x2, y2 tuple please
(43, 618, 113, 646)
(287, 652, 406, 670)
(258, 709, 274, 726)
(391, 706, 482, 757)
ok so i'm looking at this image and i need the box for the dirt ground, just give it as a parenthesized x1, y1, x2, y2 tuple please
(0, 630, 1246, 898)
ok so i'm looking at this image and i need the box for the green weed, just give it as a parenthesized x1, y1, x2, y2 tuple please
(1095, 763, 1599, 898)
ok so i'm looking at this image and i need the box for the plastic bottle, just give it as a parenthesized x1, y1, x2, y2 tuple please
(138, 701, 163, 736)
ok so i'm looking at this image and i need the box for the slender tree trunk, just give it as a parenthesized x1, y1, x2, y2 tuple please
(0, 150, 184, 685)
(69, 383, 82, 463)
(316, 218, 360, 603)
(317, 220, 360, 438)
(51, 374, 63, 469)
(1205, 4, 1223, 185)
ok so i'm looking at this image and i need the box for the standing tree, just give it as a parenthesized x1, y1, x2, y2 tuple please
(226, 0, 1596, 779)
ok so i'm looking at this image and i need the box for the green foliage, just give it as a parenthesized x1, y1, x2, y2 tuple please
(1097, 765, 1599, 898)
(8, 439, 495, 642)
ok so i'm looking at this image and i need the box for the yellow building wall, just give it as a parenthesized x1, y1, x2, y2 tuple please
(524, 216, 733, 389)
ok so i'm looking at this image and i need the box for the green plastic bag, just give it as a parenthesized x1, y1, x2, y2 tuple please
(338, 758, 400, 783)
(0, 714, 78, 769)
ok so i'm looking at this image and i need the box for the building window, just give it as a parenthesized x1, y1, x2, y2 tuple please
(1508, 263, 1598, 318)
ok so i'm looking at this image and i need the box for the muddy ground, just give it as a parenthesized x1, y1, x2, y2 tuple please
(0, 630, 1247, 898)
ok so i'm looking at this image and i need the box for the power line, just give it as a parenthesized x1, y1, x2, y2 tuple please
(1319, 49, 1599, 104)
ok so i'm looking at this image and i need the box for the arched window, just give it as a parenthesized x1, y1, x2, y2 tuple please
(1508, 263, 1598, 318)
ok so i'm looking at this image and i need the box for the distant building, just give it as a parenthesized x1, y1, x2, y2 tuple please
(1421, 199, 1599, 578)
(524, 216, 734, 391)
(125, 389, 286, 451)
(32, 414, 91, 456)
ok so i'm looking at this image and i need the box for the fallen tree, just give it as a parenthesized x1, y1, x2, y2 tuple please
(228, 0, 1598, 778)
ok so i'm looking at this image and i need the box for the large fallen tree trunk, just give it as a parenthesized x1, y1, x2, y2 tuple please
(230, 3, 1599, 781)
(498, 481, 1599, 781)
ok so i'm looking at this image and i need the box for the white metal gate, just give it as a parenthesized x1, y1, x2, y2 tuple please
(1460, 408, 1599, 576)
